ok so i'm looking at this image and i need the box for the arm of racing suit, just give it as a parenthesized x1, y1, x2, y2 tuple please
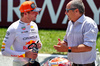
(1, 24, 25, 58)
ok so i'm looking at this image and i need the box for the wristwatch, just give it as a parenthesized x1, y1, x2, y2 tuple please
(68, 47, 71, 52)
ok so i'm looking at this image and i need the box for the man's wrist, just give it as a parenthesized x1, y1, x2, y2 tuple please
(68, 47, 71, 52)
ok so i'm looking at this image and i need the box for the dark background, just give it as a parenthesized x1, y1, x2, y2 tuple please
(0, 0, 100, 30)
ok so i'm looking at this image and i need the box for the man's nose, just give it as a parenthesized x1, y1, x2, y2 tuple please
(65, 11, 68, 15)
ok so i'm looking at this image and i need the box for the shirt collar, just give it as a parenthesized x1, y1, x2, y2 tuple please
(19, 20, 31, 26)
(76, 14, 86, 23)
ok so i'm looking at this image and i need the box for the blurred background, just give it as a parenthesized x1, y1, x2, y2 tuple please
(0, 0, 100, 53)
(0, 0, 100, 30)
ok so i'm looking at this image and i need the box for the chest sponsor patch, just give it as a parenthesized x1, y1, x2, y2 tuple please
(23, 36, 37, 40)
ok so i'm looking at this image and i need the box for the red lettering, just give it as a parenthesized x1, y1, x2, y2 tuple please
(11, 55, 18, 57)
(23, 46, 28, 50)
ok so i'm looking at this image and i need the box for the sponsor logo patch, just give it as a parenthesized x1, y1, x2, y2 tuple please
(21, 26, 26, 30)
(23, 36, 37, 40)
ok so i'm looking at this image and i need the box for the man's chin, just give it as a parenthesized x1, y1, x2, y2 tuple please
(32, 19, 36, 21)
(68, 18, 70, 21)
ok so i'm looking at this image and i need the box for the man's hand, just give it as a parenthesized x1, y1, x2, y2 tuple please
(25, 49, 38, 59)
(31, 42, 42, 49)
(54, 43, 68, 52)
(54, 38, 68, 52)
(37, 42, 42, 49)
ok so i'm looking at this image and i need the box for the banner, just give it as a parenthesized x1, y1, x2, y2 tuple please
(0, 0, 100, 30)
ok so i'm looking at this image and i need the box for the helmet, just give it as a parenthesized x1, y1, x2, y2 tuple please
(42, 57, 72, 66)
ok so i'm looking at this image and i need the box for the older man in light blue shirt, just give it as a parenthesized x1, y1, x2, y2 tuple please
(64, 14, 98, 64)
(54, 0, 98, 66)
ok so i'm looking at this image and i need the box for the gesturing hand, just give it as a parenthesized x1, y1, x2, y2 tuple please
(53, 38, 68, 52)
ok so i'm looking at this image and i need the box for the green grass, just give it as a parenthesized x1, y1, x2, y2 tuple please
(0, 28, 100, 55)
(0, 28, 7, 44)
(96, 32, 100, 50)
(38, 29, 67, 54)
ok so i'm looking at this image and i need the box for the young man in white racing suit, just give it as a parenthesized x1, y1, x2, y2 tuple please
(1, 1, 42, 66)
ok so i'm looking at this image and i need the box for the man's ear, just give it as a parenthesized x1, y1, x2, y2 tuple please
(75, 9, 79, 13)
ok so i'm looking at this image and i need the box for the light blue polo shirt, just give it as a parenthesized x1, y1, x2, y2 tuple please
(64, 14, 98, 64)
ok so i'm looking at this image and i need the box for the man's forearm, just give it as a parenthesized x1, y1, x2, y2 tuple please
(70, 44, 92, 53)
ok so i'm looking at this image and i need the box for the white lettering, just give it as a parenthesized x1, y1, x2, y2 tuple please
(0, 0, 1, 22)
(7, 0, 25, 22)
(34, 0, 65, 24)
(6, 0, 100, 25)
(87, 0, 100, 25)
(62, 15, 68, 24)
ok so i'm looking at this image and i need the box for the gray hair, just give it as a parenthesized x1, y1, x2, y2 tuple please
(70, 0, 85, 14)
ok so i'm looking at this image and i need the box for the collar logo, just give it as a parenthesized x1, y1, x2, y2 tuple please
(21, 26, 26, 30)
(31, 26, 34, 28)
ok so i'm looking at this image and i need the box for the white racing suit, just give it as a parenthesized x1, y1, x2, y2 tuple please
(1, 20, 42, 66)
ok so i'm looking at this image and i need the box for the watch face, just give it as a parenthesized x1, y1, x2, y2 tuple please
(68, 49, 71, 52)
(31, 3, 35, 9)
